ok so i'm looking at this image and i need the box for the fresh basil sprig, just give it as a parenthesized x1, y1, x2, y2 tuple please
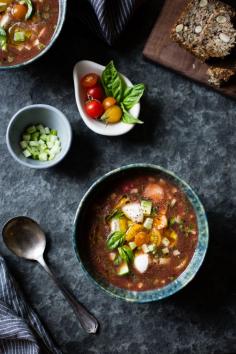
(101, 61, 145, 125)
(0, 26, 7, 51)
(118, 245, 134, 263)
(106, 231, 125, 250)
(101, 61, 124, 102)
(122, 83, 145, 110)
(121, 104, 143, 125)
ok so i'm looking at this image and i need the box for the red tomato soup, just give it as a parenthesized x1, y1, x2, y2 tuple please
(0, 0, 59, 66)
(83, 174, 198, 291)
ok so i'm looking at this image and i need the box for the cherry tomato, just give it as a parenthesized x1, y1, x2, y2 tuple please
(87, 85, 104, 100)
(12, 4, 28, 20)
(81, 73, 99, 89)
(85, 99, 104, 119)
(102, 96, 116, 110)
(101, 105, 122, 124)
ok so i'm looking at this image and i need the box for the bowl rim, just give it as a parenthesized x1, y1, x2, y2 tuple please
(0, 0, 67, 70)
(6, 103, 72, 169)
(72, 163, 209, 303)
(73, 59, 140, 136)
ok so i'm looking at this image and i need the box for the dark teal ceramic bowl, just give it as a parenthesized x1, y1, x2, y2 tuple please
(73, 164, 209, 303)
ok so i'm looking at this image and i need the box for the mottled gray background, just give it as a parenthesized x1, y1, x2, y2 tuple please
(0, 1, 236, 353)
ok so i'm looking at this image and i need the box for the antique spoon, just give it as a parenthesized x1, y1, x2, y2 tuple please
(2, 216, 99, 334)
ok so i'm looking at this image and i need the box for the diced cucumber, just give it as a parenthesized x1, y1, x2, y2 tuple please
(36, 124, 45, 134)
(23, 134, 31, 141)
(39, 152, 48, 161)
(27, 125, 36, 134)
(141, 200, 152, 216)
(20, 123, 61, 161)
(20, 141, 28, 149)
(147, 244, 157, 253)
(23, 149, 31, 157)
(29, 141, 39, 147)
(143, 217, 153, 230)
(13, 31, 26, 42)
(49, 135, 57, 142)
(128, 241, 137, 250)
(117, 262, 129, 276)
(40, 134, 48, 141)
(31, 132, 40, 141)
(47, 141, 54, 149)
(45, 127, 50, 134)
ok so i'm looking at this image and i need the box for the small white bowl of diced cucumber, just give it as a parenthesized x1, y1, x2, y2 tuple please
(6, 104, 72, 169)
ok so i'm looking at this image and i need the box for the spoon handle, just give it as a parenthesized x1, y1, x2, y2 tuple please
(37, 256, 99, 334)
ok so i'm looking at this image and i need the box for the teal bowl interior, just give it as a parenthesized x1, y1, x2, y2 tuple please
(73, 164, 209, 303)
(0, 0, 66, 70)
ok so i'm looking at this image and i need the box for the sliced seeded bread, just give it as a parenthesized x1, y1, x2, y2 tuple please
(170, 0, 236, 62)
(207, 66, 235, 86)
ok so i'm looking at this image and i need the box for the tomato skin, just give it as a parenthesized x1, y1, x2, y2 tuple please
(81, 73, 99, 88)
(101, 105, 122, 124)
(12, 4, 28, 20)
(102, 96, 116, 110)
(85, 99, 104, 119)
(87, 85, 104, 100)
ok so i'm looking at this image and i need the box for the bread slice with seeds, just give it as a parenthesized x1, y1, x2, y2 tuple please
(170, 0, 236, 62)
(207, 66, 236, 86)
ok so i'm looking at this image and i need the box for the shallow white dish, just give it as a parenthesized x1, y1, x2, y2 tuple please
(73, 60, 140, 136)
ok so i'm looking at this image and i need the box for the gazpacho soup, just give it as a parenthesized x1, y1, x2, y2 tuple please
(0, 0, 59, 66)
(82, 174, 198, 291)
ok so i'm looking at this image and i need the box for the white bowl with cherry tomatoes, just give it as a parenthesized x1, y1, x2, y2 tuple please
(73, 60, 143, 136)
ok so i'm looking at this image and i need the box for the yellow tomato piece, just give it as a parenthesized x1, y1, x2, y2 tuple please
(119, 217, 128, 232)
(125, 223, 143, 241)
(169, 230, 178, 248)
(163, 229, 178, 248)
(150, 228, 162, 246)
(101, 105, 122, 124)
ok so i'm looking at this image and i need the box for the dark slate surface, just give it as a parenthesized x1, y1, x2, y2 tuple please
(0, 1, 236, 353)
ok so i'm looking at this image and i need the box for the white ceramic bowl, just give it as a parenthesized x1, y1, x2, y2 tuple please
(73, 60, 141, 136)
(6, 104, 72, 169)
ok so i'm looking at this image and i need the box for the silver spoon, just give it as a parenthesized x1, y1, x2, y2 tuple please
(2, 216, 99, 334)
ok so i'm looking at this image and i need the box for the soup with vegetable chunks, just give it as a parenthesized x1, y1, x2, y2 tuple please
(0, 0, 59, 66)
(83, 174, 198, 291)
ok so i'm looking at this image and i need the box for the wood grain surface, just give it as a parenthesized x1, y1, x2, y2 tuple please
(143, 0, 236, 99)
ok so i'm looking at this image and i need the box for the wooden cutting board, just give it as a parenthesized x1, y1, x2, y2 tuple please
(143, 0, 236, 99)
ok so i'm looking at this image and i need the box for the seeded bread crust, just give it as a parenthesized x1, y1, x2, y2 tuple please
(170, 0, 236, 62)
(207, 65, 236, 86)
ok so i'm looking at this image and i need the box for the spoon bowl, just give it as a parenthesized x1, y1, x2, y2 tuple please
(73, 60, 140, 136)
(3, 216, 46, 260)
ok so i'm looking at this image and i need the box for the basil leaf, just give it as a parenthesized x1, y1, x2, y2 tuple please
(106, 231, 125, 250)
(118, 245, 133, 263)
(20, 0, 33, 20)
(101, 61, 125, 102)
(0, 26, 6, 51)
(122, 83, 145, 110)
(121, 104, 143, 125)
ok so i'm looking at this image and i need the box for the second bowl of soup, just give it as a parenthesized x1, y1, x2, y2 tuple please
(0, 0, 66, 68)
(73, 164, 209, 302)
